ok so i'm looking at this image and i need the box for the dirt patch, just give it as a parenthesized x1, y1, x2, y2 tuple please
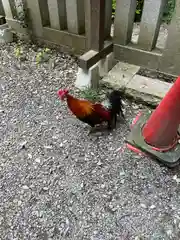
(137, 67, 177, 83)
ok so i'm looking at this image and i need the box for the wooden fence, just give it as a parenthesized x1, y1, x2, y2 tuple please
(0, 0, 180, 76)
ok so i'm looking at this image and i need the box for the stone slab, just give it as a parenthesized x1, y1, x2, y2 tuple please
(101, 61, 174, 106)
(101, 61, 140, 89)
(125, 74, 172, 106)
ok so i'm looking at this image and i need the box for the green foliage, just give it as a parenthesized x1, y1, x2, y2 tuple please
(36, 48, 51, 65)
(112, 0, 116, 11)
(112, 0, 176, 24)
(79, 87, 102, 103)
(136, 0, 144, 15)
(14, 46, 23, 59)
(112, 0, 116, 17)
(14, 44, 26, 61)
(162, 0, 176, 23)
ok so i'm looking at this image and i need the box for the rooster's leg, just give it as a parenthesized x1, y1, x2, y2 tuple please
(88, 127, 96, 135)
(108, 115, 117, 130)
(87, 123, 96, 135)
(107, 121, 112, 130)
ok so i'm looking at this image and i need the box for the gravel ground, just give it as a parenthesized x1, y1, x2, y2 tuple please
(1, 42, 180, 240)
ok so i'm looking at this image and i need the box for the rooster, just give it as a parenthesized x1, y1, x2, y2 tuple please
(57, 89, 124, 132)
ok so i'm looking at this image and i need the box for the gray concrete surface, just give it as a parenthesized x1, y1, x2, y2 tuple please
(101, 61, 173, 106)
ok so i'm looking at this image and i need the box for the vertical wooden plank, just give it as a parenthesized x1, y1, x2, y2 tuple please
(66, 0, 85, 34)
(26, 0, 49, 37)
(38, 0, 49, 27)
(159, 0, 180, 75)
(84, 0, 91, 50)
(8, 0, 17, 18)
(47, 0, 67, 30)
(0, 0, 5, 16)
(1, 0, 17, 19)
(138, 0, 166, 51)
(104, 0, 112, 40)
(90, 0, 105, 51)
(114, 0, 136, 45)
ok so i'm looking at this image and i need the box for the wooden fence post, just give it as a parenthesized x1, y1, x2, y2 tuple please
(66, 0, 85, 34)
(138, 0, 166, 51)
(114, 0, 136, 45)
(26, 0, 49, 37)
(90, 0, 105, 51)
(1, 0, 17, 19)
(0, 0, 5, 16)
(47, 0, 67, 30)
(159, 0, 180, 75)
(104, 0, 112, 40)
(79, 0, 113, 70)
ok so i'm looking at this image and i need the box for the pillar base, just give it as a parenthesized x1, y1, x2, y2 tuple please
(126, 112, 180, 168)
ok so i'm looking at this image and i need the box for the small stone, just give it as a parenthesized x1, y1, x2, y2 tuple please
(52, 135, 58, 139)
(120, 171, 125, 176)
(35, 157, 41, 163)
(18, 200, 22, 206)
(97, 161, 102, 166)
(166, 229, 173, 236)
(135, 237, 142, 240)
(0, 216, 3, 224)
(19, 141, 27, 149)
(28, 153, 32, 159)
(22, 185, 29, 190)
(150, 205, 156, 209)
(132, 104, 139, 110)
(44, 145, 52, 149)
(173, 175, 180, 184)
(140, 203, 147, 209)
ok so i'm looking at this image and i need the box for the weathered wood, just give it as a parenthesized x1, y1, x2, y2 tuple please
(0, 15, 5, 24)
(114, 44, 162, 71)
(0, 0, 5, 16)
(38, 0, 49, 27)
(104, 0, 112, 40)
(8, 0, 17, 18)
(79, 41, 113, 70)
(159, 0, 180, 75)
(84, 0, 91, 50)
(90, 0, 105, 51)
(47, 0, 67, 30)
(78, 0, 113, 71)
(1, 0, 17, 19)
(42, 27, 86, 52)
(138, 0, 166, 51)
(114, 0, 136, 45)
(66, 0, 85, 34)
(26, 0, 49, 37)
